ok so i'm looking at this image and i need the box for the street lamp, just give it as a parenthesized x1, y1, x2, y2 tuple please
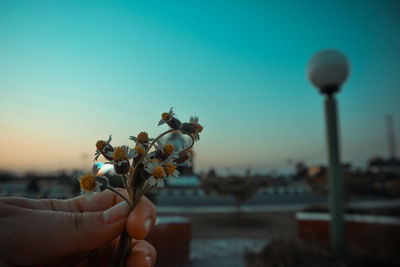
(307, 49, 350, 255)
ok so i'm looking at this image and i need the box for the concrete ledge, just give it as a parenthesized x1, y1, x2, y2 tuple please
(296, 212, 400, 225)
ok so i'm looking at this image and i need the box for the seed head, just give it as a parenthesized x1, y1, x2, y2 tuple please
(163, 143, 175, 155)
(79, 174, 96, 192)
(135, 144, 145, 155)
(152, 166, 165, 179)
(196, 124, 203, 133)
(113, 146, 128, 162)
(96, 140, 107, 151)
(165, 164, 176, 176)
(137, 132, 149, 144)
(162, 112, 171, 121)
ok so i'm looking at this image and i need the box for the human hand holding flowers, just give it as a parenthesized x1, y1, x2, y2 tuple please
(0, 189, 156, 266)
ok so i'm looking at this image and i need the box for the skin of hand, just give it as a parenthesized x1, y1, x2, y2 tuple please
(0, 189, 157, 266)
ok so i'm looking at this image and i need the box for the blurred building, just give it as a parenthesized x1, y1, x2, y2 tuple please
(369, 157, 400, 174)
(0, 170, 76, 199)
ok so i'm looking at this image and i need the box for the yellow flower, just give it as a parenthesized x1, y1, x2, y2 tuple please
(163, 143, 175, 156)
(158, 107, 175, 126)
(129, 131, 153, 145)
(165, 163, 180, 179)
(77, 172, 104, 200)
(145, 161, 166, 188)
(113, 146, 128, 162)
(80, 174, 97, 192)
(135, 144, 145, 155)
(96, 140, 107, 151)
(94, 135, 114, 161)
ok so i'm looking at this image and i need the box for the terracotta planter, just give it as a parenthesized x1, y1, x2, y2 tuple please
(146, 216, 191, 267)
(296, 211, 400, 255)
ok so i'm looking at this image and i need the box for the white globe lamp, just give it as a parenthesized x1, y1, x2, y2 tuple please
(307, 49, 350, 95)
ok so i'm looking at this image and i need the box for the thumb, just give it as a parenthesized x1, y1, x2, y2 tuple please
(17, 201, 130, 264)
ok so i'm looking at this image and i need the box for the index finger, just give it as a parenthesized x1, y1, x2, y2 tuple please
(0, 189, 128, 213)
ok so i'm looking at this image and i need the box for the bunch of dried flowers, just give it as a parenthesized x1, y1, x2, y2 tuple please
(77, 107, 203, 266)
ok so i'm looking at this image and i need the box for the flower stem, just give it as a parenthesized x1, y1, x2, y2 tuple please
(121, 174, 133, 201)
(139, 184, 155, 199)
(181, 133, 195, 153)
(110, 228, 132, 267)
(121, 174, 129, 189)
(109, 188, 140, 267)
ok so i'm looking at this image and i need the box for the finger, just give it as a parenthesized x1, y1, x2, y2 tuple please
(1, 200, 131, 265)
(126, 240, 156, 267)
(126, 196, 157, 240)
(0, 189, 129, 212)
(52, 189, 130, 212)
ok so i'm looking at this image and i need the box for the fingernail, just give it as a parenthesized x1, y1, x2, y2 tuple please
(145, 256, 152, 267)
(144, 218, 152, 231)
(103, 201, 129, 224)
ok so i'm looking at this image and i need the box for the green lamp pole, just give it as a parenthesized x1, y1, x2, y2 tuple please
(307, 49, 350, 256)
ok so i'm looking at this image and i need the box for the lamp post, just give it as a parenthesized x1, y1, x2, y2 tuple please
(307, 49, 350, 255)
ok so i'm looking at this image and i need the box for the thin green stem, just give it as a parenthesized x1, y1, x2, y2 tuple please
(139, 185, 155, 199)
(106, 186, 132, 208)
(181, 133, 195, 153)
(121, 174, 129, 189)
(121, 174, 133, 201)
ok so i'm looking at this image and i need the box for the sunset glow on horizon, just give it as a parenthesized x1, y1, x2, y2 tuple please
(1, 0, 399, 174)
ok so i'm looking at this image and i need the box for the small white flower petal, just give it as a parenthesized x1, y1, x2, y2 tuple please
(128, 149, 137, 159)
(148, 176, 156, 186)
(157, 179, 165, 188)
(169, 107, 175, 116)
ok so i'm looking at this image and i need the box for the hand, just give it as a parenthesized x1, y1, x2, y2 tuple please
(0, 189, 157, 266)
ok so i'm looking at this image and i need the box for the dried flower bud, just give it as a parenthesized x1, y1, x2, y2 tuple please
(162, 112, 171, 121)
(163, 144, 175, 156)
(132, 163, 148, 188)
(113, 146, 128, 161)
(94, 136, 114, 161)
(181, 116, 202, 141)
(167, 117, 181, 130)
(196, 123, 203, 133)
(180, 122, 197, 134)
(137, 132, 149, 144)
(113, 146, 130, 174)
(158, 107, 175, 126)
(174, 149, 193, 167)
(129, 131, 153, 146)
(135, 144, 145, 155)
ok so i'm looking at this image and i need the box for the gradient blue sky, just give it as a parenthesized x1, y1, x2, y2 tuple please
(1, 0, 399, 173)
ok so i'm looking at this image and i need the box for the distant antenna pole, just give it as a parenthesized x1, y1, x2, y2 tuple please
(386, 114, 397, 159)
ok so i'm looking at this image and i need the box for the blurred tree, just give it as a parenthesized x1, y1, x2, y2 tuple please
(202, 175, 260, 220)
(306, 164, 400, 200)
(294, 162, 308, 181)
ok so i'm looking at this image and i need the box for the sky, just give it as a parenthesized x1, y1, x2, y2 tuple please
(0, 0, 399, 174)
